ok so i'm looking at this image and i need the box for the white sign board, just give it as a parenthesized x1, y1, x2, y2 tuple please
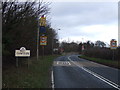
(15, 47, 30, 57)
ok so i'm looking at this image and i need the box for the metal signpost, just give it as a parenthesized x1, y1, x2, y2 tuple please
(39, 15, 47, 58)
(15, 47, 30, 68)
(110, 39, 117, 60)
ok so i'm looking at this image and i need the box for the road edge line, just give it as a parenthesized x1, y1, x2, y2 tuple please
(68, 56, 120, 90)
(51, 70, 55, 90)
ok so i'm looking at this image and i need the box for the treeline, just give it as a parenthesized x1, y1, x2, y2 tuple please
(78, 41, 119, 61)
(2, 1, 57, 66)
(61, 41, 78, 52)
(61, 40, 120, 61)
(83, 47, 120, 61)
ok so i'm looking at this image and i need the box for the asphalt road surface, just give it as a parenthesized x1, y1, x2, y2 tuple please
(52, 55, 120, 89)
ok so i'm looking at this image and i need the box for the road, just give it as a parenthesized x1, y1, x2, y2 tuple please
(52, 54, 120, 89)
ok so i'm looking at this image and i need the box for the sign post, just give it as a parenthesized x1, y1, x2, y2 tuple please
(42, 46, 44, 58)
(39, 15, 47, 58)
(15, 47, 30, 68)
(110, 39, 117, 60)
(40, 35, 47, 58)
(16, 58, 18, 68)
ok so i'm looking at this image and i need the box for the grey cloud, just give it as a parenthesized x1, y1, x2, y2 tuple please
(51, 2, 117, 27)
(50, 2, 118, 43)
(59, 26, 100, 39)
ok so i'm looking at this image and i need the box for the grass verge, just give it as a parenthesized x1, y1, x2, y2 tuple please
(3, 55, 59, 88)
(79, 55, 120, 69)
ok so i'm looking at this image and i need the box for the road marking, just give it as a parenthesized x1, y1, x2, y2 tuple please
(57, 61, 59, 65)
(68, 56, 120, 90)
(51, 70, 54, 90)
(68, 62, 71, 65)
(56, 61, 71, 66)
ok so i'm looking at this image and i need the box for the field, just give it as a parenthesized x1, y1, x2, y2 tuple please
(3, 55, 59, 88)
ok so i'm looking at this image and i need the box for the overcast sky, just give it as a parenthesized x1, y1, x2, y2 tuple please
(49, 1, 119, 45)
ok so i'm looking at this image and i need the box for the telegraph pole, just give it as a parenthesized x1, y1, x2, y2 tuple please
(37, 0, 40, 60)
(37, 24, 39, 60)
(40, 15, 47, 58)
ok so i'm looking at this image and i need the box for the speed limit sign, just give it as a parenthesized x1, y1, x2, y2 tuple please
(110, 39, 117, 49)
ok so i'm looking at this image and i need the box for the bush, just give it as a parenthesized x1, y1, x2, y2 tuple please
(83, 47, 119, 61)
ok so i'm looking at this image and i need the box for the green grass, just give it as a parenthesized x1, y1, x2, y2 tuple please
(79, 55, 120, 69)
(3, 55, 59, 88)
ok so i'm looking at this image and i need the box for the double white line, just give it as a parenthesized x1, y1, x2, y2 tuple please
(68, 56, 120, 90)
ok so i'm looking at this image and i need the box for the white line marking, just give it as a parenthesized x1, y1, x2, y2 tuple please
(68, 56, 120, 90)
(51, 70, 54, 89)
(68, 62, 71, 65)
(57, 61, 59, 65)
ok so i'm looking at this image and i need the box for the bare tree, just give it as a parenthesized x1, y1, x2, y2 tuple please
(2, 0, 54, 65)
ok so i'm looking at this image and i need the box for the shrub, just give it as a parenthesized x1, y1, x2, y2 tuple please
(83, 47, 118, 61)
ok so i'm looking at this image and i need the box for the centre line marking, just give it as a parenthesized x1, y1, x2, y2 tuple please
(68, 56, 120, 90)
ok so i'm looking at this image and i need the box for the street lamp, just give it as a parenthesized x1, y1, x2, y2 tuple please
(56, 28, 60, 45)
(52, 28, 60, 55)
